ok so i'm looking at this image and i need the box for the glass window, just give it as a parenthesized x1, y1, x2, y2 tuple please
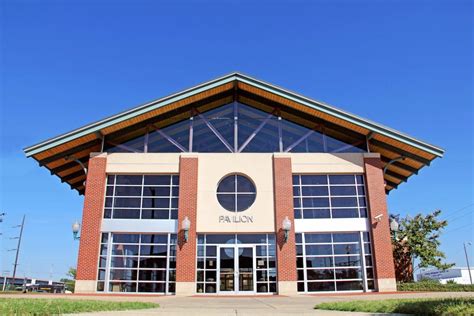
(98, 233, 176, 293)
(293, 174, 368, 219)
(216, 174, 256, 212)
(295, 232, 374, 293)
(104, 175, 179, 220)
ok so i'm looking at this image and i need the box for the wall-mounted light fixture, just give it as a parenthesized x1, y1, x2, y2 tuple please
(282, 216, 292, 242)
(182, 216, 191, 242)
(389, 215, 400, 240)
(374, 214, 384, 222)
(72, 221, 81, 240)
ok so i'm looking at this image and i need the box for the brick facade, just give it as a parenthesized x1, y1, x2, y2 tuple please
(76, 154, 107, 281)
(272, 156, 297, 283)
(176, 156, 199, 283)
(364, 157, 396, 290)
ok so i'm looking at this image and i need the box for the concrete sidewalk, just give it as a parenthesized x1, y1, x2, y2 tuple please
(67, 295, 391, 315)
(3, 291, 473, 315)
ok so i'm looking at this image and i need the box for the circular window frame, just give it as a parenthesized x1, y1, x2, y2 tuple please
(216, 173, 257, 212)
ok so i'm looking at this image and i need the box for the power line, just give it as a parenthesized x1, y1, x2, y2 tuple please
(445, 209, 474, 225)
(443, 222, 473, 235)
(441, 203, 474, 221)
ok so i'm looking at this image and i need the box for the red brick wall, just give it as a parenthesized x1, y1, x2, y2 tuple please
(364, 157, 396, 281)
(273, 156, 297, 282)
(176, 156, 198, 283)
(76, 155, 107, 281)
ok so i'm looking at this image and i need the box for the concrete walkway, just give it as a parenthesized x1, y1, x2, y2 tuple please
(2, 291, 473, 315)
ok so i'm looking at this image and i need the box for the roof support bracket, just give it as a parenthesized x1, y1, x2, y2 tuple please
(64, 155, 88, 187)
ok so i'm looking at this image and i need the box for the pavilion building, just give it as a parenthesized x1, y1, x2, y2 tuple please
(24, 73, 443, 295)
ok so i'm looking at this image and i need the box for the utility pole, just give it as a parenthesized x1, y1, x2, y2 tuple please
(12, 215, 26, 283)
(0, 213, 6, 291)
(464, 242, 473, 285)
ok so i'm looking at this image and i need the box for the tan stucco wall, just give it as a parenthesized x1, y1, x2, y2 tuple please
(106, 153, 180, 173)
(74, 280, 96, 293)
(291, 153, 365, 173)
(196, 153, 275, 233)
(105, 152, 370, 234)
(377, 278, 397, 292)
(175, 282, 196, 296)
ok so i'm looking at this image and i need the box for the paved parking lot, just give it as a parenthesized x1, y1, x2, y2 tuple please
(2, 291, 474, 315)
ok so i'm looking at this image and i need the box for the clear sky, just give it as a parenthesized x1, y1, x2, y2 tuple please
(0, 0, 472, 281)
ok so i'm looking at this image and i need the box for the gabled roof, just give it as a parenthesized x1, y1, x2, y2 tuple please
(23, 72, 444, 194)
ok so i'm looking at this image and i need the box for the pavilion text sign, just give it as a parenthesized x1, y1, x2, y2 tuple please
(219, 215, 254, 223)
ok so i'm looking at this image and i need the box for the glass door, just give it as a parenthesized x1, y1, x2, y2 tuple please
(219, 247, 235, 292)
(218, 245, 255, 294)
(237, 246, 254, 293)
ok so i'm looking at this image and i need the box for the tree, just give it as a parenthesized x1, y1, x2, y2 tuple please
(60, 267, 77, 292)
(66, 267, 76, 280)
(391, 209, 454, 282)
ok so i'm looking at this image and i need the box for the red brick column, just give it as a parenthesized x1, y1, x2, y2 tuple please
(273, 155, 297, 295)
(76, 154, 107, 291)
(364, 157, 397, 292)
(175, 155, 198, 295)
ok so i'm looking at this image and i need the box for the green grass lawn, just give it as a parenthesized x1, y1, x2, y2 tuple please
(315, 298, 474, 315)
(0, 298, 158, 315)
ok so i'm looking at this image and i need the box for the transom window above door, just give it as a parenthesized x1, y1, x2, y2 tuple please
(216, 174, 256, 212)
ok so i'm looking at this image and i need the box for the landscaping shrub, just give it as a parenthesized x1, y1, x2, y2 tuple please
(398, 279, 474, 292)
(315, 298, 474, 315)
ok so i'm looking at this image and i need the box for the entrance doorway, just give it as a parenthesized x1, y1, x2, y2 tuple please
(218, 245, 255, 294)
(196, 234, 277, 294)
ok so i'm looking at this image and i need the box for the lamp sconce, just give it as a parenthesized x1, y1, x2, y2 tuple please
(182, 216, 191, 242)
(282, 216, 292, 242)
(374, 214, 384, 223)
(72, 221, 81, 240)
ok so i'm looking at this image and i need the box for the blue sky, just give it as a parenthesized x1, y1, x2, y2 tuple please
(0, 0, 472, 280)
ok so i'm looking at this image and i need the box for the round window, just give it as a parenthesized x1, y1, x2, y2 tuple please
(217, 174, 256, 212)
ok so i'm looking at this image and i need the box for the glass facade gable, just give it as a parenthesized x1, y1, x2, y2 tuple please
(104, 102, 367, 154)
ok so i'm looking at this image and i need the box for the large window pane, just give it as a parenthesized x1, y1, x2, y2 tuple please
(99, 233, 176, 293)
(116, 175, 142, 185)
(104, 175, 178, 220)
(293, 174, 367, 219)
(296, 232, 373, 293)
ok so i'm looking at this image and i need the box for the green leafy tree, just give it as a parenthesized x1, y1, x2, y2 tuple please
(60, 267, 77, 292)
(392, 209, 454, 282)
(67, 267, 76, 280)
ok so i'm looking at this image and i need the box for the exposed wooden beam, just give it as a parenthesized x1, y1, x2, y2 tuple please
(38, 139, 101, 166)
(239, 90, 367, 141)
(385, 170, 408, 183)
(385, 179, 399, 189)
(370, 139, 431, 165)
(380, 156, 419, 174)
(70, 178, 86, 189)
(50, 157, 89, 175)
(61, 170, 87, 182)
(104, 90, 233, 141)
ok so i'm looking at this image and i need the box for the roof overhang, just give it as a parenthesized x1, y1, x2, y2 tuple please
(23, 72, 444, 194)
